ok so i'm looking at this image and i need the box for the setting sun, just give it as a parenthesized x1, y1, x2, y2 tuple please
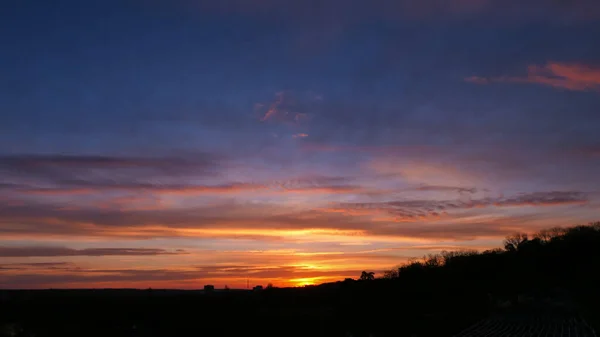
(290, 278, 319, 287)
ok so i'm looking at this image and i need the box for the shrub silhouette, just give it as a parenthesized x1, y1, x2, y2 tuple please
(359, 271, 375, 281)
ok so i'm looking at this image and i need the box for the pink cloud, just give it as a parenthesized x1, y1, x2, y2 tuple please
(15, 182, 366, 197)
(466, 62, 600, 92)
(260, 91, 285, 121)
(464, 76, 489, 84)
(256, 91, 316, 125)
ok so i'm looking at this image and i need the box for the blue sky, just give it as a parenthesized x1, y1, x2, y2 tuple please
(1, 0, 599, 288)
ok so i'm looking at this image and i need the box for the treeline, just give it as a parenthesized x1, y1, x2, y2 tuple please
(379, 222, 600, 296)
(356, 221, 600, 329)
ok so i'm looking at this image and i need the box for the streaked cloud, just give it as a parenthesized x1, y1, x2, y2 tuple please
(0, 262, 74, 270)
(0, 262, 365, 288)
(0, 160, 369, 197)
(0, 247, 188, 257)
(368, 157, 486, 187)
(333, 191, 588, 217)
(260, 91, 285, 121)
(257, 91, 317, 124)
(0, 191, 588, 243)
(0, 153, 220, 172)
(7, 181, 366, 197)
(412, 184, 477, 194)
(466, 62, 600, 92)
(0, 153, 225, 195)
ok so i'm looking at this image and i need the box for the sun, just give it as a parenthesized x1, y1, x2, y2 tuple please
(290, 277, 318, 287)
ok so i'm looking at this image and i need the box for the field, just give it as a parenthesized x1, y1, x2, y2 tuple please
(454, 301, 598, 337)
(455, 316, 597, 337)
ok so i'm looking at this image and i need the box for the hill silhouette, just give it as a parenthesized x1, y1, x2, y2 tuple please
(1, 222, 599, 337)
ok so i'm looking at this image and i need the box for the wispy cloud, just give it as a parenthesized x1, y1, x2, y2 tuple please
(0, 262, 74, 271)
(0, 247, 188, 257)
(260, 91, 285, 121)
(0, 154, 219, 171)
(576, 145, 600, 157)
(0, 153, 225, 192)
(413, 184, 477, 194)
(466, 62, 600, 92)
(0, 155, 368, 197)
(256, 91, 318, 124)
(496, 191, 590, 207)
(0, 263, 363, 289)
(301, 143, 437, 155)
(8, 181, 365, 197)
(329, 191, 588, 221)
(368, 157, 484, 187)
(464, 76, 490, 84)
(0, 191, 588, 242)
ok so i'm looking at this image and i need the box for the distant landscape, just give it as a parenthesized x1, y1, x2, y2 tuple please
(2, 222, 599, 337)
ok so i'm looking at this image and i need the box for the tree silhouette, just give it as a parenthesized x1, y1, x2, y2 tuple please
(359, 271, 375, 281)
(383, 269, 399, 279)
(503, 232, 529, 252)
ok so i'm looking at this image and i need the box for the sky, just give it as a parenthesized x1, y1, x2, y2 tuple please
(1, 0, 600, 289)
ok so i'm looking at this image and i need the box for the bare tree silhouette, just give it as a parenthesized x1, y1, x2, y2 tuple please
(503, 233, 529, 252)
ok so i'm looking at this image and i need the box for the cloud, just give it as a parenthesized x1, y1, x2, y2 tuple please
(413, 184, 477, 194)
(0, 200, 365, 239)
(292, 133, 309, 139)
(0, 262, 74, 271)
(0, 247, 188, 257)
(466, 62, 600, 92)
(464, 76, 489, 84)
(0, 263, 363, 288)
(7, 183, 266, 196)
(335, 191, 588, 215)
(0, 153, 224, 192)
(495, 191, 589, 207)
(368, 158, 483, 187)
(1, 162, 367, 197)
(256, 91, 317, 124)
(0, 153, 219, 171)
(363, 221, 530, 241)
(576, 145, 600, 157)
(17, 188, 97, 196)
(260, 91, 285, 121)
(0, 191, 588, 242)
(9, 181, 365, 197)
(301, 143, 438, 155)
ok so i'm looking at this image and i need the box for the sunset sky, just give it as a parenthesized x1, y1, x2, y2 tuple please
(1, 0, 600, 289)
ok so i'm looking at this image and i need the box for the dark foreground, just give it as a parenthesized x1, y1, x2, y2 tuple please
(0, 285, 484, 337)
(455, 316, 596, 337)
(454, 300, 598, 337)
(1, 286, 599, 337)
